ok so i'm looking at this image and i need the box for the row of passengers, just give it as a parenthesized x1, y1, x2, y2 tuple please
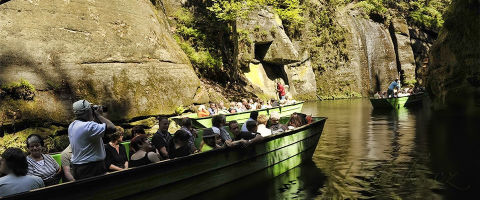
(1, 100, 197, 197)
(101, 112, 309, 170)
(0, 105, 307, 197)
(241, 111, 308, 136)
(197, 97, 297, 117)
(200, 112, 308, 151)
(129, 112, 296, 167)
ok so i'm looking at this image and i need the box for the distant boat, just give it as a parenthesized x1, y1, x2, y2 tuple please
(370, 92, 425, 109)
(5, 116, 327, 200)
(173, 101, 304, 128)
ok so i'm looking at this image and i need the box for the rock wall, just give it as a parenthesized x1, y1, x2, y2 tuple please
(338, 8, 398, 95)
(0, 0, 201, 124)
(236, 8, 316, 99)
(390, 18, 416, 86)
(426, 0, 480, 113)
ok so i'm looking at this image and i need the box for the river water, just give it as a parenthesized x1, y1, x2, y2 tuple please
(191, 99, 479, 200)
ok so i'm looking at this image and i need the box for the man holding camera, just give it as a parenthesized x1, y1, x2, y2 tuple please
(68, 100, 116, 180)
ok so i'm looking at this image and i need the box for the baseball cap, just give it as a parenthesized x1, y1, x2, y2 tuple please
(73, 99, 91, 115)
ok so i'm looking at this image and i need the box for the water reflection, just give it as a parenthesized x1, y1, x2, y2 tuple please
(190, 99, 478, 199)
(190, 161, 326, 200)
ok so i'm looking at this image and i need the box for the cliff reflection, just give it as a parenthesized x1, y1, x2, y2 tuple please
(305, 99, 441, 199)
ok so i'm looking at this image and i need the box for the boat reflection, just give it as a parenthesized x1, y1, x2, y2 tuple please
(188, 161, 326, 200)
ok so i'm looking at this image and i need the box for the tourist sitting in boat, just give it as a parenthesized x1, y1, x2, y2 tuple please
(373, 91, 381, 99)
(217, 102, 229, 114)
(249, 99, 256, 110)
(104, 127, 128, 171)
(387, 78, 401, 98)
(241, 99, 249, 110)
(269, 112, 287, 134)
(212, 114, 233, 146)
(61, 145, 74, 182)
(241, 111, 259, 132)
(228, 102, 237, 113)
(0, 148, 44, 197)
(285, 95, 296, 105)
(256, 114, 272, 137)
(235, 102, 244, 112)
(131, 125, 146, 138)
(382, 91, 387, 98)
(197, 105, 210, 117)
(167, 130, 193, 159)
(228, 121, 263, 144)
(287, 113, 306, 130)
(180, 117, 198, 153)
(152, 117, 172, 159)
(25, 134, 61, 186)
(69, 99, 116, 180)
(208, 102, 218, 116)
(129, 135, 160, 168)
(258, 99, 267, 109)
(200, 128, 223, 152)
(270, 99, 279, 107)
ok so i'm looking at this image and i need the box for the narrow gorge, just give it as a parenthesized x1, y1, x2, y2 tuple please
(1, 0, 472, 153)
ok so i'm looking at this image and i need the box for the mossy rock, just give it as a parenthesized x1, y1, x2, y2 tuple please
(0, 125, 66, 154)
(128, 117, 158, 129)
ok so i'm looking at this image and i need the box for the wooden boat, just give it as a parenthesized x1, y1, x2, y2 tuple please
(4, 116, 326, 200)
(370, 92, 425, 109)
(172, 101, 304, 128)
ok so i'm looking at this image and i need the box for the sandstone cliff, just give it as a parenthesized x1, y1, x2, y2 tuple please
(426, 0, 480, 113)
(0, 0, 201, 125)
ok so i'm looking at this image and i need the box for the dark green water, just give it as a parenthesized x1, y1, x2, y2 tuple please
(191, 99, 479, 200)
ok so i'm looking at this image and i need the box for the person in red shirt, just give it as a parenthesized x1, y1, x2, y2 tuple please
(277, 82, 286, 100)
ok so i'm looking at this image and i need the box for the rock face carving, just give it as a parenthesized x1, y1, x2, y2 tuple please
(0, 0, 201, 122)
(427, 0, 480, 112)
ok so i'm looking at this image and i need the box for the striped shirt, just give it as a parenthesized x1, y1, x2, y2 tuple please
(26, 154, 59, 184)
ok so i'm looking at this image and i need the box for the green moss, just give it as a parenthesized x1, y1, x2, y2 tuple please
(128, 117, 157, 128)
(0, 125, 66, 154)
(0, 79, 36, 100)
(354, 0, 451, 31)
(237, 28, 252, 46)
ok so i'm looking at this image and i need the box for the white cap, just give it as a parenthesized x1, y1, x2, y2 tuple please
(72, 100, 91, 115)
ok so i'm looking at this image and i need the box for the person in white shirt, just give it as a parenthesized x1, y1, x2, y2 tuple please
(68, 99, 116, 180)
(0, 148, 44, 197)
(256, 114, 272, 137)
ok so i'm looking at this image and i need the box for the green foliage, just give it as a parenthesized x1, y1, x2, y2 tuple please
(354, 0, 451, 31)
(175, 106, 186, 115)
(355, 0, 388, 19)
(237, 28, 252, 45)
(306, 0, 348, 72)
(173, 6, 224, 79)
(176, 36, 223, 73)
(408, 1, 446, 31)
(207, 0, 304, 37)
(1, 79, 35, 91)
(0, 79, 36, 100)
(208, 0, 251, 22)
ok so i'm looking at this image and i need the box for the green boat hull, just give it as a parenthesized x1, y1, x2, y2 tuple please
(177, 102, 304, 128)
(6, 117, 326, 200)
(370, 93, 425, 110)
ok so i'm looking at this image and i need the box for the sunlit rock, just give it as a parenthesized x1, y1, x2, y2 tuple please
(0, 0, 201, 123)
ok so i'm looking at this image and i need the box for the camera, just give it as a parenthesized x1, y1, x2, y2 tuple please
(92, 105, 108, 112)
